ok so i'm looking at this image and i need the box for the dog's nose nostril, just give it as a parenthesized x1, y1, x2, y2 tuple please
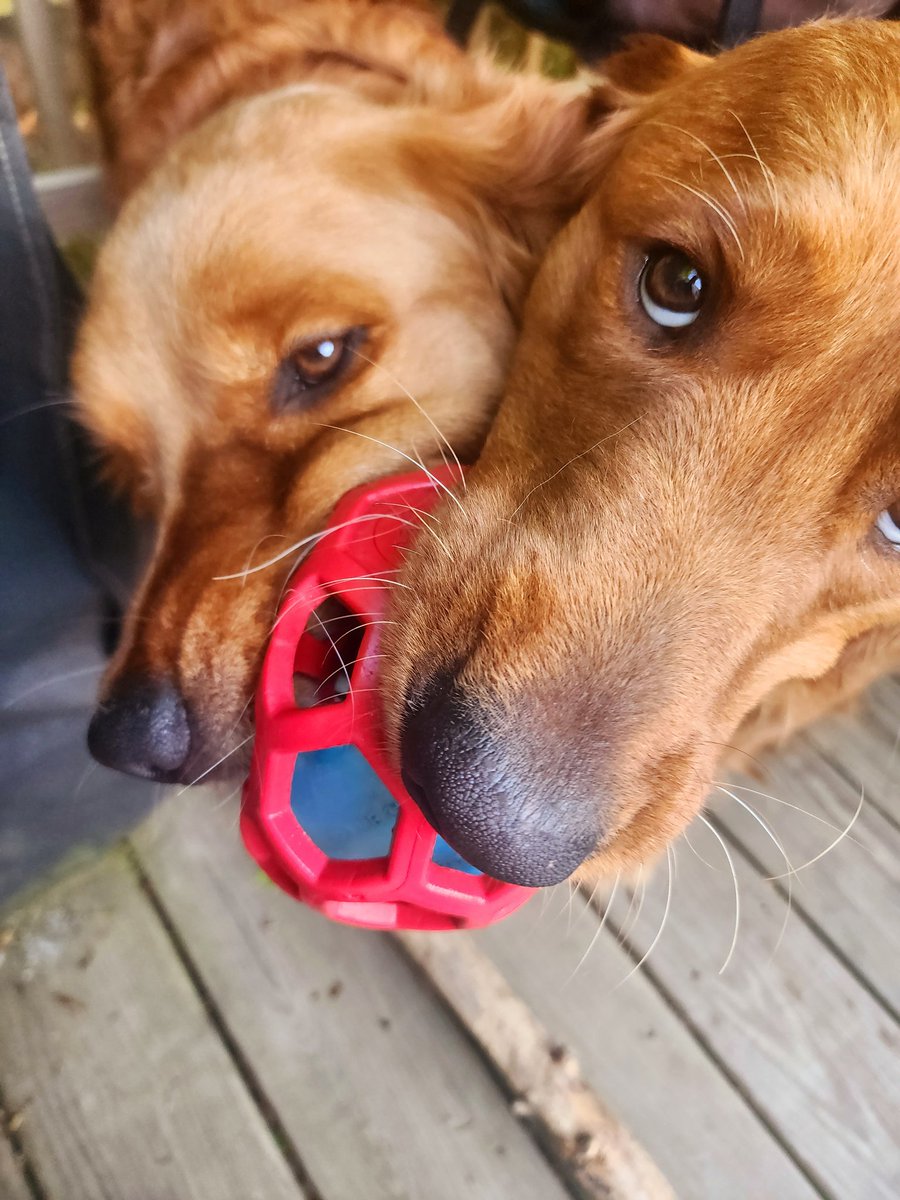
(88, 676, 191, 782)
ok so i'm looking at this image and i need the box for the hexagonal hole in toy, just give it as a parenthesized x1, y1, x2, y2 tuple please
(290, 743, 398, 860)
(432, 837, 481, 875)
(293, 596, 365, 708)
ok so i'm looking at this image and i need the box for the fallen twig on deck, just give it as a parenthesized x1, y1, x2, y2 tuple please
(396, 929, 676, 1200)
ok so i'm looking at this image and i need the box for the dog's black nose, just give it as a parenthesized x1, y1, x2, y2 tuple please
(400, 670, 599, 887)
(88, 676, 191, 782)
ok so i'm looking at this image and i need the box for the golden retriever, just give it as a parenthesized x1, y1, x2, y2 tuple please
(383, 20, 900, 887)
(73, 0, 599, 784)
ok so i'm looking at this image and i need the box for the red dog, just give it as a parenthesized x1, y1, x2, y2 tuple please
(383, 20, 900, 887)
(74, 0, 600, 785)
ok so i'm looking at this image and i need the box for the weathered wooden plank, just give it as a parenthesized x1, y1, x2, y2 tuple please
(803, 677, 900, 819)
(474, 896, 820, 1200)
(134, 794, 574, 1200)
(0, 853, 304, 1200)
(866, 672, 900, 709)
(710, 735, 900, 1014)
(0, 1132, 32, 1200)
(397, 928, 675, 1200)
(859, 673, 900, 740)
(609, 824, 900, 1200)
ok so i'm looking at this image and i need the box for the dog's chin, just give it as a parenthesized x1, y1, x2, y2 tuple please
(575, 795, 702, 885)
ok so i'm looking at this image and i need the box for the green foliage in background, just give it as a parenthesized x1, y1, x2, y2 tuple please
(62, 233, 99, 286)
(484, 5, 577, 76)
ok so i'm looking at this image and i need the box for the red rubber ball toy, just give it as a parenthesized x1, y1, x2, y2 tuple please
(240, 466, 534, 931)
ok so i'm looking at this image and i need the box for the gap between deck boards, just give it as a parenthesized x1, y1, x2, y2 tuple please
(1, 679, 895, 1200)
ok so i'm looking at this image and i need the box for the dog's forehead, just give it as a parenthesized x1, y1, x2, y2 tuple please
(136, 147, 484, 374)
(79, 129, 480, 425)
(596, 40, 900, 389)
(611, 22, 900, 226)
(658, 21, 900, 157)
(613, 101, 898, 234)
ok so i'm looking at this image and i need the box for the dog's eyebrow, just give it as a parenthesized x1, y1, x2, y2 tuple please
(649, 172, 745, 260)
(726, 109, 781, 224)
(644, 120, 748, 217)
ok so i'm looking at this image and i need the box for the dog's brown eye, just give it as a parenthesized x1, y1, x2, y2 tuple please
(293, 337, 345, 383)
(639, 250, 705, 330)
(271, 328, 365, 412)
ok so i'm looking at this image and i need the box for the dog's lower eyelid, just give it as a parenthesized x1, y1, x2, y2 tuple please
(270, 327, 366, 413)
(875, 507, 900, 546)
(635, 247, 706, 334)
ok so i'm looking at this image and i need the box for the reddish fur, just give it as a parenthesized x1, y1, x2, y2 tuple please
(73, 0, 599, 779)
(382, 20, 900, 881)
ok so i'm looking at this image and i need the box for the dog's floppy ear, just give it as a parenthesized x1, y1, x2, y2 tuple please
(468, 77, 607, 215)
(596, 33, 710, 99)
(400, 75, 614, 234)
(400, 38, 709, 234)
(394, 73, 632, 310)
(558, 36, 711, 205)
(77, 1, 219, 194)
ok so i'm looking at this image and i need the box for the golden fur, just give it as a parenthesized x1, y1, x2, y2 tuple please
(382, 20, 900, 882)
(74, 0, 600, 781)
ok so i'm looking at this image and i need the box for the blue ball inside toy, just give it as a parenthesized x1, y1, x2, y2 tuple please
(290, 745, 480, 873)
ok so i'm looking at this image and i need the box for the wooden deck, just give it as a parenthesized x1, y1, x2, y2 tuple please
(1, 680, 898, 1200)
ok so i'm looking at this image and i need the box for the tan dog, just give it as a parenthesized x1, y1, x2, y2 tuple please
(73, 0, 599, 784)
(384, 20, 900, 887)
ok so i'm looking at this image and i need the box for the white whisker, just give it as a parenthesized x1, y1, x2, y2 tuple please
(572, 869, 606, 929)
(312, 652, 386, 700)
(565, 878, 578, 934)
(616, 875, 640, 945)
(646, 121, 747, 215)
(384, 500, 453, 560)
(619, 866, 647, 943)
(347, 348, 466, 492)
(73, 761, 100, 801)
(176, 733, 255, 793)
(716, 785, 793, 958)
(313, 423, 469, 521)
(716, 784, 796, 882)
(237, 534, 290, 590)
(385, 501, 440, 526)
(567, 873, 620, 981)
(509, 416, 642, 519)
(766, 785, 865, 878)
(214, 513, 387, 581)
(726, 110, 781, 223)
(309, 606, 355, 710)
(714, 778, 866, 850)
(616, 845, 674, 987)
(0, 396, 73, 426)
(223, 690, 256, 744)
(698, 813, 741, 974)
(3, 664, 104, 709)
(681, 825, 720, 871)
(270, 585, 404, 637)
(651, 173, 744, 259)
(320, 572, 408, 589)
(210, 782, 243, 812)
